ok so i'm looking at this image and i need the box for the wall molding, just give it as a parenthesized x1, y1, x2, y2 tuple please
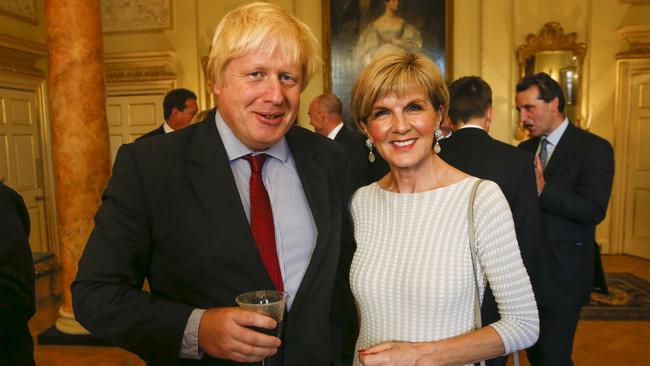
(0, 0, 37, 24)
(104, 51, 176, 84)
(0, 33, 45, 77)
(617, 25, 650, 59)
(100, 0, 172, 33)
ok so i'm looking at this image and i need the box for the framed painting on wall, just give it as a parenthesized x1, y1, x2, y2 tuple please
(322, 0, 452, 124)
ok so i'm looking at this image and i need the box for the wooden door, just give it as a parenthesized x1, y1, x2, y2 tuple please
(623, 71, 650, 259)
(0, 87, 49, 253)
(106, 94, 164, 163)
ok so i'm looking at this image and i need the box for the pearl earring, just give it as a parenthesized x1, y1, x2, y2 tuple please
(365, 138, 376, 163)
(433, 128, 443, 153)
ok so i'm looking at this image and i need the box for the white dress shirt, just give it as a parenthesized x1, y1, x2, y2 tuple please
(163, 121, 174, 133)
(536, 117, 570, 163)
(327, 122, 345, 140)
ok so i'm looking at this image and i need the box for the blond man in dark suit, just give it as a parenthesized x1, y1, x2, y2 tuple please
(73, 3, 351, 365)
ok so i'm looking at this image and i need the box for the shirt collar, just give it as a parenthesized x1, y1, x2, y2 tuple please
(544, 117, 569, 146)
(328, 122, 345, 140)
(458, 124, 484, 131)
(214, 110, 290, 163)
(163, 121, 174, 134)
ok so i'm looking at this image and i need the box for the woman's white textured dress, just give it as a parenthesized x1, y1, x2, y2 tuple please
(349, 177, 539, 366)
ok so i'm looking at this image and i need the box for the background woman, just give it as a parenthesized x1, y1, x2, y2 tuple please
(354, 0, 423, 66)
(349, 50, 539, 366)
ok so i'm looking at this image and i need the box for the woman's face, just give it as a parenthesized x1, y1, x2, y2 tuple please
(363, 89, 441, 171)
(385, 0, 399, 12)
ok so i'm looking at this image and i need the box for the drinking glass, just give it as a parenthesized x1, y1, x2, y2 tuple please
(235, 290, 289, 366)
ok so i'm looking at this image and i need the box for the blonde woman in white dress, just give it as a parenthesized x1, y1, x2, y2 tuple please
(348, 50, 539, 366)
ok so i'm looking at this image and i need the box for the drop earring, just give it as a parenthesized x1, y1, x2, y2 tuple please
(433, 128, 443, 153)
(366, 138, 376, 163)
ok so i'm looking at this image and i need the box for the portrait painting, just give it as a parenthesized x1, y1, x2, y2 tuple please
(323, 0, 452, 124)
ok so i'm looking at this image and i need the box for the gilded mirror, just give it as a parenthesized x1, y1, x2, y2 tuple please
(516, 22, 587, 140)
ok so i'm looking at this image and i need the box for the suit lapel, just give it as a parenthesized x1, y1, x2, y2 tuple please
(543, 122, 577, 178)
(186, 112, 274, 290)
(334, 128, 344, 143)
(520, 136, 541, 155)
(285, 127, 331, 313)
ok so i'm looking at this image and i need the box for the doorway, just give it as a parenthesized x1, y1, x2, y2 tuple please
(0, 86, 52, 253)
(612, 59, 650, 259)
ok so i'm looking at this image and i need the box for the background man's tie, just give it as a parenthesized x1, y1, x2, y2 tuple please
(539, 137, 550, 170)
(243, 154, 284, 291)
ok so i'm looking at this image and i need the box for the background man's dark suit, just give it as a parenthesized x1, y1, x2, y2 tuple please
(136, 124, 165, 141)
(0, 182, 35, 366)
(334, 126, 368, 190)
(519, 122, 614, 365)
(73, 110, 351, 365)
(334, 126, 389, 190)
(439, 127, 543, 366)
(330, 126, 388, 365)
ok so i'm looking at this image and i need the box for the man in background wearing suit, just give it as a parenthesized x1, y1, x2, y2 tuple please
(136, 88, 198, 140)
(0, 182, 35, 366)
(517, 72, 614, 366)
(73, 3, 351, 365)
(308, 93, 389, 365)
(438, 76, 543, 366)
(309, 93, 388, 189)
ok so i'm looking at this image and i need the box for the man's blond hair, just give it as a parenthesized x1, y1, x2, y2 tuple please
(206, 2, 321, 91)
(351, 50, 449, 131)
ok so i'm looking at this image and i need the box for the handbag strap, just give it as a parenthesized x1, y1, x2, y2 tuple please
(467, 179, 486, 366)
(467, 179, 519, 366)
(467, 178, 483, 332)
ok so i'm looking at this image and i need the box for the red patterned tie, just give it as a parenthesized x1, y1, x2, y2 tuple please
(243, 154, 284, 291)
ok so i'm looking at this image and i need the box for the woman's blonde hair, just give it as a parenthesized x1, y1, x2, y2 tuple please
(206, 2, 321, 91)
(350, 50, 449, 130)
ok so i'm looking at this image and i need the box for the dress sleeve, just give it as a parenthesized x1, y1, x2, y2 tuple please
(473, 181, 539, 354)
(354, 23, 381, 65)
(400, 23, 423, 50)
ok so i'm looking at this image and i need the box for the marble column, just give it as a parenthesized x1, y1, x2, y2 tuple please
(45, 0, 111, 335)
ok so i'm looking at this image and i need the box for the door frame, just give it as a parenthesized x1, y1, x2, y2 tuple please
(610, 58, 650, 254)
(0, 35, 58, 255)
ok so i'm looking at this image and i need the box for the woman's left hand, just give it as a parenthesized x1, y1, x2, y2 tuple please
(358, 342, 428, 366)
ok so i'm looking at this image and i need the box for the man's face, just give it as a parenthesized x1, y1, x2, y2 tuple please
(213, 48, 302, 151)
(308, 100, 326, 136)
(516, 85, 558, 137)
(168, 99, 198, 130)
